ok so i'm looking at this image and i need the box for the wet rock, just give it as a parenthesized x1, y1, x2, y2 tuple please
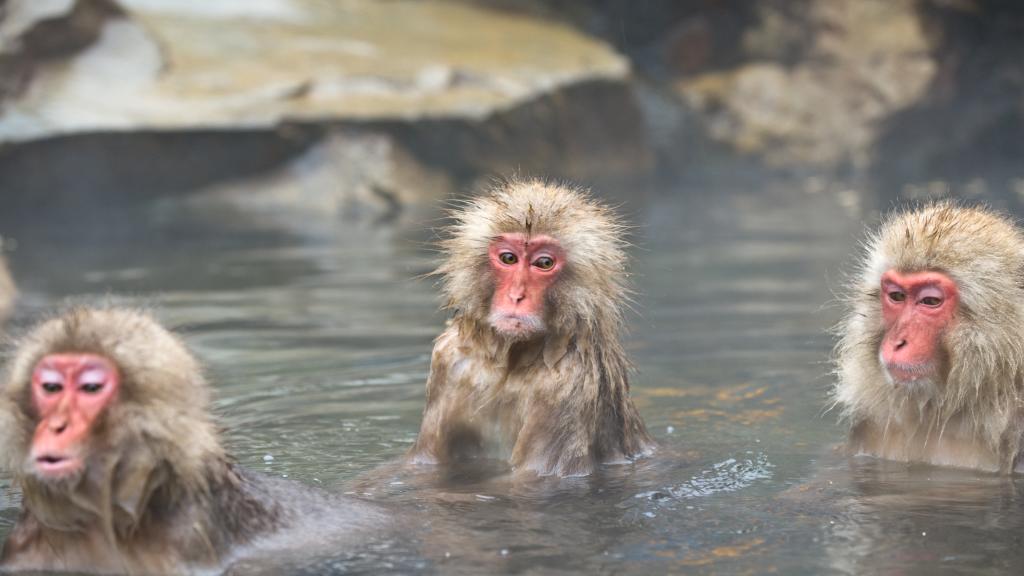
(0, 0, 631, 141)
(673, 0, 936, 170)
(0, 0, 653, 227)
(183, 130, 454, 232)
(0, 0, 121, 104)
(873, 0, 1024, 208)
(0, 77, 651, 237)
(388, 78, 652, 184)
(509, 0, 759, 77)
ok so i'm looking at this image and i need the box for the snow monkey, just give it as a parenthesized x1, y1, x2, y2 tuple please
(409, 180, 654, 477)
(0, 307, 381, 574)
(834, 202, 1024, 473)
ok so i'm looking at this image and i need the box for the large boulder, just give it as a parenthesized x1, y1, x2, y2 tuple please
(0, 0, 634, 140)
(0, 0, 652, 229)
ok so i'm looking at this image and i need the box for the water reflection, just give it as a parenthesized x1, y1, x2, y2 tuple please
(4, 182, 1022, 574)
(816, 458, 1024, 575)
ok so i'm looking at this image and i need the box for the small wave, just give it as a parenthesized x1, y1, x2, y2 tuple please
(636, 452, 774, 503)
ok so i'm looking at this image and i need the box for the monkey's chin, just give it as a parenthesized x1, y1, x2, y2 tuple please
(881, 363, 938, 395)
(878, 350, 939, 388)
(488, 312, 546, 341)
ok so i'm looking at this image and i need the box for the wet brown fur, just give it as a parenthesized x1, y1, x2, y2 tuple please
(834, 202, 1024, 473)
(0, 307, 285, 574)
(409, 179, 654, 477)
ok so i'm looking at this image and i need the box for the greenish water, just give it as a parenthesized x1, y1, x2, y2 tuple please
(4, 183, 1024, 574)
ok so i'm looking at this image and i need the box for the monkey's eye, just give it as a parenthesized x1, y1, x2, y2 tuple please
(920, 296, 942, 307)
(888, 291, 906, 303)
(41, 382, 63, 394)
(498, 252, 518, 265)
(80, 382, 104, 394)
(533, 256, 555, 270)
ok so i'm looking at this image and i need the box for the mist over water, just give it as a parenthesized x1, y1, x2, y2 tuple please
(3, 177, 1024, 575)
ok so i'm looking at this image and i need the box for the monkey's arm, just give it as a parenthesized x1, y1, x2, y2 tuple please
(407, 330, 479, 465)
(407, 361, 447, 465)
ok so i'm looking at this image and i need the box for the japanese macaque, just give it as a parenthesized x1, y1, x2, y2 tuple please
(408, 180, 654, 477)
(834, 202, 1024, 473)
(0, 307, 378, 574)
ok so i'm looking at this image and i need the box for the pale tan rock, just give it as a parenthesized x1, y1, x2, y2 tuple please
(0, 0, 630, 143)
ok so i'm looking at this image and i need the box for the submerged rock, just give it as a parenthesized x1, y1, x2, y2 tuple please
(183, 130, 453, 232)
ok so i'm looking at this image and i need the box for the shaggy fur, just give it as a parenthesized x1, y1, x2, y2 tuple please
(0, 307, 284, 573)
(834, 202, 1024, 472)
(409, 179, 654, 477)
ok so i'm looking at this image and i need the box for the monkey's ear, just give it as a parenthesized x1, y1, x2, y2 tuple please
(543, 333, 572, 370)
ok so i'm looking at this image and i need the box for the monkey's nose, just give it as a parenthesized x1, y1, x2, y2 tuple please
(49, 417, 68, 435)
(894, 339, 907, 351)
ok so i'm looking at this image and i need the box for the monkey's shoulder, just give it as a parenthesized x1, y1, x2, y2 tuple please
(220, 465, 385, 532)
(192, 466, 389, 568)
(428, 324, 495, 371)
(430, 324, 464, 358)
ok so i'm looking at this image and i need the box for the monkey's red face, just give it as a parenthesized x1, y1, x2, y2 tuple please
(29, 353, 120, 481)
(488, 233, 564, 339)
(879, 270, 958, 387)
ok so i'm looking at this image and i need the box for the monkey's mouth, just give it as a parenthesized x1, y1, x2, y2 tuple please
(32, 453, 83, 478)
(488, 312, 545, 338)
(883, 361, 936, 385)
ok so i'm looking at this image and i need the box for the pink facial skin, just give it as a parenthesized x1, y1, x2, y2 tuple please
(29, 353, 120, 480)
(879, 270, 959, 384)
(488, 233, 565, 339)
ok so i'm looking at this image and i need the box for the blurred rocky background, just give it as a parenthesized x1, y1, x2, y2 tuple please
(1, 0, 1022, 234)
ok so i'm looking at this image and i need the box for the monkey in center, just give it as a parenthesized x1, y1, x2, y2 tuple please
(409, 180, 654, 477)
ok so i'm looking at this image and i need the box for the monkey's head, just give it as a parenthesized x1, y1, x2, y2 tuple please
(836, 202, 1024, 435)
(1, 307, 224, 529)
(439, 180, 627, 341)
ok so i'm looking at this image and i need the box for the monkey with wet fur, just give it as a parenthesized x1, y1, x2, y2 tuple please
(409, 180, 654, 477)
(0, 307, 382, 574)
(834, 202, 1024, 473)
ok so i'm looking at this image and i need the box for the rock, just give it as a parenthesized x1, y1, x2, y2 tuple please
(0, 77, 651, 235)
(873, 0, 1024, 207)
(0, 0, 121, 57)
(672, 0, 936, 170)
(183, 130, 454, 231)
(0, 0, 654, 229)
(390, 78, 652, 184)
(0, 0, 631, 142)
(0, 0, 121, 104)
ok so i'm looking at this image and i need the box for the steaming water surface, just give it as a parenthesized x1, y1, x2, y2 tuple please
(3, 184, 1024, 574)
